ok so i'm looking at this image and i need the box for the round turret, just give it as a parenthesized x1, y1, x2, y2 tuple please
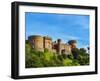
(28, 35, 44, 52)
(68, 40, 77, 49)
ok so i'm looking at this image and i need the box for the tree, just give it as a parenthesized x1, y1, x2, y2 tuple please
(80, 48, 86, 53)
(87, 47, 90, 50)
(87, 47, 90, 53)
(25, 41, 89, 68)
(71, 48, 79, 59)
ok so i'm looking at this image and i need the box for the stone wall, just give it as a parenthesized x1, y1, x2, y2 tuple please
(28, 35, 44, 52)
(43, 36, 52, 51)
(60, 44, 71, 55)
(28, 35, 72, 55)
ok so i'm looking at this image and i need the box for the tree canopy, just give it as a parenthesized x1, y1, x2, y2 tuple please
(25, 43, 89, 68)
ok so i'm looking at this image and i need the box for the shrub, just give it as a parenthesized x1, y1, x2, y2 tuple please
(25, 43, 89, 68)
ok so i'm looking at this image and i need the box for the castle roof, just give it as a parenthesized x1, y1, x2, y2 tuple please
(44, 36, 52, 40)
(28, 35, 52, 40)
(28, 35, 43, 39)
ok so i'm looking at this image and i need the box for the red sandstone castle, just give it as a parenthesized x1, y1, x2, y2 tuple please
(28, 35, 77, 55)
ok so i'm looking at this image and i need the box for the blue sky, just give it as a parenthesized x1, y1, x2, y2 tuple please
(25, 12, 90, 48)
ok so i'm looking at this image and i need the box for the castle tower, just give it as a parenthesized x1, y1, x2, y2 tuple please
(68, 40, 77, 49)
(43, 36, 52, 51)
(57, 39, 61, 54)
(68, 40, 78, 59)
(28, 35, 44, 52)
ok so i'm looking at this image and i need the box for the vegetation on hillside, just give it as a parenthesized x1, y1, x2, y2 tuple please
(25, 43, 89, 68)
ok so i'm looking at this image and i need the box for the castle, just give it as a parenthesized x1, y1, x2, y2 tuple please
(28, 35, 77, 55)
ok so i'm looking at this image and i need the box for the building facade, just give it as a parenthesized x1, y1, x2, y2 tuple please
(28, 35, 72, 55)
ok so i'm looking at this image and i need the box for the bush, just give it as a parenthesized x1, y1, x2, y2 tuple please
(62, 58, 73, 66)
(25, 43, 89, 68)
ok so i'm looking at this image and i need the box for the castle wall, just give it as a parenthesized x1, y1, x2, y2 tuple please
(28, 35, 44, 52)
(52, 40, 71, 55)
(60, 44, 71, 55)
(44, 37, 52, 51)
(28, 35, 72, 55)
(57, 39, 61, 54)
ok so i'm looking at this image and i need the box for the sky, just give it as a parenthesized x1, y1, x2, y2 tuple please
(25, 12, 90, 48)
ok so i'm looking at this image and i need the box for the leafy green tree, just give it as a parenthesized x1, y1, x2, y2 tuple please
(80, 48, 86, 53)
(76, 48, 89, 65)
(25, 42, 89, 68)
(62, 58, 73, 66)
